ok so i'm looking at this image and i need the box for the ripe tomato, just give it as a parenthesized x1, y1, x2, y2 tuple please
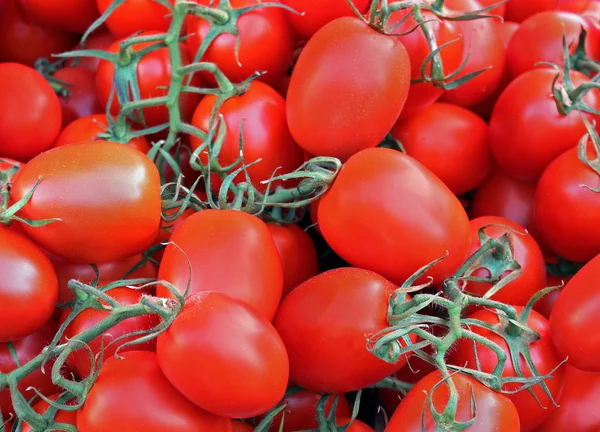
(66, 31, 116, 72)
(451, 308, 565, 431)
(274, 267, 415, 393)
(22, 393, 78, 432)
(392, 102, 493, 195)
(53, 66, 104, 128)
(0, 226, 57, 341)
(0, 0, 78, 67)
(0, 63, 62, 161)
(77, 351, 232, 431)
(551, 253, 600, 372)
(10, 142, 162, 263)
(386, 371, 520, 431)
(534, 273, 572, 319)
(231, 421, 253, 432)
(490, 68, 600, 181)
(286, 17, 411, 161)
(96, 31, 200, 127)
(559, 0, 592, 12)
(0, 323, 58, 415)
(537, 365, 600, 432)
(318, 148, 470, 285)
(17, 0, 99, 34)
(157, 210, 283, 320)
(477, 0, 507, 15)
(505, 0, 560, 22)
(190, 81, 304, 194)
(54, 114, 151, 154)
(153, 207, 195, 261)
(342, 420, 374, 431)
(187, 0, 294, 86)
(96, 0, 175, 38)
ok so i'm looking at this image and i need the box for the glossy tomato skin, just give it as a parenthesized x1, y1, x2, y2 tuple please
(274, 268, 414, 393)
(77, 351, 232, 432)
(551, 254, 600, 372)
(392, 102, 493, 195)
(157, 210, 282, 320)
(287, 17, 411, 161)
(505, 0, 559, 22)
(187, 0, 294, 86)
(96, 0, 174, 38)
(490, 68, 600, 181)
(190, 81, 304, 193)
(21, 393, 78, 432)
(10, 142, 162, 263)
(386, 372, 520, 431)
(53, 67, 104, 128)
(0, 63, 62, 161)
(0, 226, 58, 341)
(319, 148, 471, 285)
(534, 273, 572, 319)
(157, 292, 289, 418)
(17, 0, 99, 34)
(66, 31, 116, 72)
(451, 308, 565, 431)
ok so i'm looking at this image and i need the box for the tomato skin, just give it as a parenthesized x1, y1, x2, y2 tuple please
(392, 102, 493, 195)
(287, 17, 411, 161)
(17, 0, 99, 34)
(559, 0, 592, 12)
(342, 420, 374, 432)
(153, 207, 196, 262)
(77, 351, 232, 432)
(534, 273, 572, 319)
(476, 0, 507, 15)
(274, 267, 415, 393)
(157, 210, 283, 320)
(386, 372, 520, 432)
(10, 142, 162, 264)
(505, 0, 560, 22)
(0, 226, 58, 342)
(190, 81, 304, 193)
(451, 308, 565, 431)
(66, 31, 116, 72)
(53, 67, 104, 128)
(21, 393, 78, 432)
(319, 148, 470, 285)
(0, 63, 62, 161)
(550, 254, 600, 372)
(231, 421, 253, 432)
(96, 0, 174, 38)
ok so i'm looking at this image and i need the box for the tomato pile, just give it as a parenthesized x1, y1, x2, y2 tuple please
(1, 0, 600, 430)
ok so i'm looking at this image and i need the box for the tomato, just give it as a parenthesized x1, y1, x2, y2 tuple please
(187, 0, 294, 86)
(551, 253, 600, 372)
(77, 351, 231, 431)
(392, 102, 493, 195)
(534, 273, 572, 319)
(451, 308, 565, 431)
(318, 148, 470, 285)
(10, 142, 162, 263)
(231, 421, 253, 432)
(0, 0, 77, 67)
(21, 393, 78, 432)
(153, 207, 195, 261)
(0, 323, 58, 416)
(505, 0, 560, 22)
(157, 210, 283, 320)
(477, 0, 507, 15)
(96, 0, 175, 38)
(17, 0, 99, 34)
(342, 420, 374, 432)
(190, 81, 304, 194)
(54, 114, 151, 154)
(490, 68, 600, 181)
(0, 63, 62, 161)
(386, 371, 520, 431)
(96, 31, 200, 127)
(53, 66, 104, 128)
(0, 226, 57, 341)
(537, 365, 600, 432)
(274, 267, 415, 393)
(559, 0, 593, 12)
(287, 17, 411, 161)
(66, 31, 116, 72)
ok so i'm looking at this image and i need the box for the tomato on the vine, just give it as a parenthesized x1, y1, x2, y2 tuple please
(534, 273, 572, 319)
(22, 393, 78, 432)
(17, 0, 99, 34)
(504, 0, 559, 22)
(153, 207, 195, 262)
(96, 0, 175, 38)
(53, 66, 104, 128)
(66, 31, 116, 72)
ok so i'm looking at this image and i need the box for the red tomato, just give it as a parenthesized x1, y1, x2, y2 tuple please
(96, 0, 175, 38)
(559, 0, 593, 12)
(551, 253, 600, 372)
(490, 68, 600, 181)
(287, 17, 411, 161)
(274, 268, 415, 393)
(53, 66, 104, 128)
(318, 148, 470, 285)
(0, 226, 57, 341)
(17, 0, 99, 34)
(54, 114, 151, 154)
(392, 102, 493, 195)
(157, 292, 289, 418)
(22, 393, 78, 432)
(0, 63, 62, 161)
(342, 420, 374, 432)
(96, 31, 200, 127)
(505, 0, 560, 22)
(187, 0, 294, 86)
(231, 421, 253, 432)
(10, 142, 162, 263)
(477, 0, 507, 15)
(451, 308, 565, 431)
(386, 371, 520, 431)
(190, 81, 304, 194)
(77, 351, 232, 431)
(537, 365, 600, 432)
(534, 273, 572, 319)
(66, 31, 116, 72)
(266, 223, 319, 297)
(0, 323, 58, 416)
(0, 0, 78, 67)
(153, 207, 195, 261)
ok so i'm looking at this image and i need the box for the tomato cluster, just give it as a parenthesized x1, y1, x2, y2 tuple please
(1, 0, 600, 431)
